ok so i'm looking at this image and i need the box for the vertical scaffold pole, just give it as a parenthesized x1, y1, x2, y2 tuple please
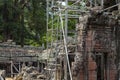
(64, 0, 68, 80)
(59, 8, 73, 80)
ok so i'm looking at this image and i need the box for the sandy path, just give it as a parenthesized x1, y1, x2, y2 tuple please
(6, 78, 13, 80)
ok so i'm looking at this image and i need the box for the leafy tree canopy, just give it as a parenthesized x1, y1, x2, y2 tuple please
(0, 0, 46, 47)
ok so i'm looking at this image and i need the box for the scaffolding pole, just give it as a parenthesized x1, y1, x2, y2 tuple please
(64, 0, 68, 80)
(59, 8, 73, 80)
(46, 0, 87, 80)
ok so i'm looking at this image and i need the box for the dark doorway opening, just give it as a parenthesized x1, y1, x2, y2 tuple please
(95, 53, 108, 80)
(0, 63, 11, 77)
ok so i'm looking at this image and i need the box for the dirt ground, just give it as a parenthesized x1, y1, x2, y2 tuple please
(6, 77, 13, 80)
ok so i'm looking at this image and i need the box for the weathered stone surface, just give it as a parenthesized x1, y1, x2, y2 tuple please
(0, 44, 42, 62)
(0, 70, 5, 80)
(73, 13, 118, 80)
(14, 66, 46, 80)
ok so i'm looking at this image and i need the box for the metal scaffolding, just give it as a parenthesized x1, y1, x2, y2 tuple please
(46, 0, 83, 80)
(0, 44, 42, 77)
(46, 0, 120, 80)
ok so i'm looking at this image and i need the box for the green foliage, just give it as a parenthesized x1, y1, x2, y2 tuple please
(0, 0, 46, 47)
(0, 0, 80, 47)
